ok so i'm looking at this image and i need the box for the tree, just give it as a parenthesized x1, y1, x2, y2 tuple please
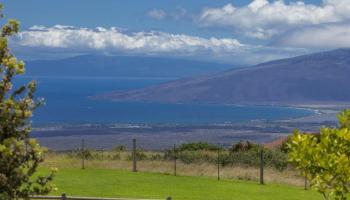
(288, 109, 350, 200)
(0, 4, 56, 199)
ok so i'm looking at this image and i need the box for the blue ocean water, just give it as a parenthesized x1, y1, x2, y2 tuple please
(14, 76, 313, 125)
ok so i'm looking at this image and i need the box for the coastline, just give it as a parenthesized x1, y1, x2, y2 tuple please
(31, 103, 345, 151)
(282, 103, 349, 123)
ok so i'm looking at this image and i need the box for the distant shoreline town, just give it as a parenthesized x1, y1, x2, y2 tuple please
(32, 103, 342, 151)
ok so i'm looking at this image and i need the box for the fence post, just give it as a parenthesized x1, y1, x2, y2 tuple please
(304, 173, 308, 190)
(217, 147, 220, 181)
(260, 148, 264, 185)
(81, 138, 85, 170)
(61, 193, 67, 200)
(132, 138, 137, 172)
(173, 144, 177, 176)
(166, 197, 172, 200)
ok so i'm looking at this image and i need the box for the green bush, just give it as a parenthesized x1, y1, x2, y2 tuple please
(73, 149, 94, 160)
(177, 142, 222, 151)
(164, 141, 289, 171)
(229, 141, 257, 153)
(114, 145, 127, 151)
(127, 149, 148, 161)
(150, 153, 163, 161)
(111, 153, 121, 160)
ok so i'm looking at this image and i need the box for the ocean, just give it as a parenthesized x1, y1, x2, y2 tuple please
(14, 76, 313, 125)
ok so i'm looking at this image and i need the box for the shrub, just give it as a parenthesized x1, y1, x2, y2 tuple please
(177, 142, 222, 151)
(114, 145, 126, 151)
(164, 141, 288, 171)
(0, 5, 55, 198)
(149, 153, 163, 161)
(127, 149, 148, 161)
(229, 140, 257, 153)
(288, 109, 350, 200)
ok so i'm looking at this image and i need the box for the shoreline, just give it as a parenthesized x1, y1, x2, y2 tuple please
(31, 103, 345, 151)
(32, 103, 340, 130)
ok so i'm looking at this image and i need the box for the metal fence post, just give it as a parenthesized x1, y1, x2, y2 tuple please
(304, 174, 308, 190)
(61, 193, 67, 200)
(260, 148, 264, 185)
(217, 147, 220, 181)
(132, 138, 137, 172)
(81, 138, 85, 170)
(174, 144, 177, 176)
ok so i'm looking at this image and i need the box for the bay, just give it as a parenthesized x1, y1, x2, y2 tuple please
(14, 76, 313, 125)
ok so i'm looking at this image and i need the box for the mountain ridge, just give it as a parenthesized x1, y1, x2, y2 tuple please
(97, 49, 350, 105)
(25, 54, 233, 78)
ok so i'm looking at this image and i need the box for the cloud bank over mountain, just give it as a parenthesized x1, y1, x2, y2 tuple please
(12, 25, 306, 64)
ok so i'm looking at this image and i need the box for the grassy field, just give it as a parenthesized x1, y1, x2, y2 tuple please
(39, 168, 321, 200)
(42, 151, 305, 187)
(37, 151, 324, 200)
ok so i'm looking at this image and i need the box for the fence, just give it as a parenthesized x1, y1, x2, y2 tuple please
(48, 138, 308, 188)
(31, 194, 171, 200)
(79, 138, 267, 184)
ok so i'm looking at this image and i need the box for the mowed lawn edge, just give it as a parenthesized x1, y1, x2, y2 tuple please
(38, 167, 321, 200)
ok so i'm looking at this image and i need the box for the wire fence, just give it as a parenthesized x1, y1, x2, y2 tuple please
(46, 138, 308, 189)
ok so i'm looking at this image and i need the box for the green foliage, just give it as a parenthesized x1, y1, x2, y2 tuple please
(177, 142, 222, 151)
(280, 138, 291, 153)
(114, 145, 126, 151)
(229, 140, 257, 153)
(67, 149, 121, 161)
(164, 141, 288, 171)
(229, 146, 288, 171)
(127, 149, 148, 161)
(288, 109, 350, 200)
(337, 109, 350, 129)
(77, 149, 94, 160)
(149, 153, 162, 161)
(171, 150, 212, 164)
(0, 5, 55, 199)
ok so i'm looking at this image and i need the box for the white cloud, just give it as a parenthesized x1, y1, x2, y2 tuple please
(197, 0, 350, 39)
(16, 25, 243, 53)
(147, 9, 166, 20)
(12, 25, 307, 64)
(277, 23, 350, 49)
(147, 7, 188, 21)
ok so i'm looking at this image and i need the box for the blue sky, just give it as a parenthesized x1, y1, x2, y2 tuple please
(2, 0, 349, 65)
(3, 0, 322, 37)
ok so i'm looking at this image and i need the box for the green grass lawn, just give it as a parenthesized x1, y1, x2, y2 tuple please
(38, 168, 322, 200)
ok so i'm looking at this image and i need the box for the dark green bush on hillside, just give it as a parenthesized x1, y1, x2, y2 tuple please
(229, 144, 288, 171)
(114, 145, 127, 151)
(229, 140, 257, 153)
(164, 141, 288, 171)
(177, 142, 222, 151)
(126, 149, 148, 161)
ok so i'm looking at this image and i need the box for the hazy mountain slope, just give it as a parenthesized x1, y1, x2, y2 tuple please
(99, 49, 350, 104)
(25, 55, 233, 78)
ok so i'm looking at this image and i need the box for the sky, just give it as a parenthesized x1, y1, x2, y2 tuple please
(2, 0, 349, 65)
